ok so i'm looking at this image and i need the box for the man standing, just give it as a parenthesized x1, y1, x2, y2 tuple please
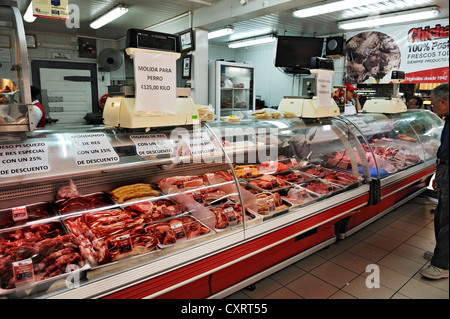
(344, 83, 362, 115)
(420, 83, 449, 279)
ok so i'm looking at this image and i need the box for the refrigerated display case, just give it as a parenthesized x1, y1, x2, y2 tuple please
(209, 61, 255, 118)
(340, 109, 443, 236)
(0, 110, 442, 299)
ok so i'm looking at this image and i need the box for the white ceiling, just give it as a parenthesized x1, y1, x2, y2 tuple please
(15, 0, 450, 43)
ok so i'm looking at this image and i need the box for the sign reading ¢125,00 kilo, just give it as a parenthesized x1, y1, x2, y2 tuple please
(70, 133, 119, 166)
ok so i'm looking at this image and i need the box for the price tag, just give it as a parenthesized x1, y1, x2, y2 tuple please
(266, 198, 276, 212)
(70, 133, 119, 167)
(175, 180, 185, 189)
(269, 161, 276, 170)
(300, 189, 309, 199)
(192, 191, 203, 203)
(223, 207, 238, 226)
(244, 167, 252, 177)
(270, 177, 278, 189)
(290, 158, 299, 168)
(12, 206, 28, 222)
(12, 259, 35, 286)
(170, 221, 187, 241)
(115, 234, 133, 255)
(0, 142, 50, 178)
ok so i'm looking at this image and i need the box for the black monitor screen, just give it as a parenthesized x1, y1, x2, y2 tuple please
(275, 36, 324, 71)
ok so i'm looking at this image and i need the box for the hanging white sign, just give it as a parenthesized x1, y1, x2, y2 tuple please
(316, 69, 334, 108)
(134, 50, 177, 113)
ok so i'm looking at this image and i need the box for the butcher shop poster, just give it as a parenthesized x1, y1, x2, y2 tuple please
(344, 19, 449, 84)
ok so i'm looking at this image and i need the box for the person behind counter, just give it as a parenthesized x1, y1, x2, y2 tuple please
(30, 86, 46, 128)
(420, 83, 449, 280)
(407, 96, 424, 109)
(344, 83, 362, 115)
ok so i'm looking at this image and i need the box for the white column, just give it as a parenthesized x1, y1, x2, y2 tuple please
(191, 28, 209, 105)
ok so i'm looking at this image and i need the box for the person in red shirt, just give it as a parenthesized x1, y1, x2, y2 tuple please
(30, 86, 46, 128)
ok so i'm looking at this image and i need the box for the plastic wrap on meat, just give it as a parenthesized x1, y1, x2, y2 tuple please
(56, 179, 81, 200)
(0, 223, 84, 289)
(282, 186, 315, 205)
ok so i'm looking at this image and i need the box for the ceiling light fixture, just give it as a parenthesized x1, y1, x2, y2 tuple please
(208, 26, 235, 39)
(338, 6, 440, 30)
(23, 2, 36, 23)
(188, 0, 212, 5)
(228, 34, 276, 49)
(90, 4, 129, 29)
(293, 0, 386, 18)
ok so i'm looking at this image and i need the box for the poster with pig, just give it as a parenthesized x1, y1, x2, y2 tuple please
(344, 19, 449, 84)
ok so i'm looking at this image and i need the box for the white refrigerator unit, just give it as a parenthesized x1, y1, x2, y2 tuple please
(209, 61, 255, 118)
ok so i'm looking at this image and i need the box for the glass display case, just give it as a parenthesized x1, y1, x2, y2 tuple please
(343, 110, 443, 179)
(209, 61, 255, 118)
(0, 110, 442, 298)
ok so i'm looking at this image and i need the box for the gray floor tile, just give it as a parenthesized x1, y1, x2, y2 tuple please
(310, 261, 359, 289)
(378, 253, 425, 277)
(398, 278, 449, 299)
(285, 273, 339, 299)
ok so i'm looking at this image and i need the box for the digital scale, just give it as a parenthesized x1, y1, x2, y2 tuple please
(102, 29, 199, 129)
(362, 71, 407, 114)
(278, 57, 340, 118)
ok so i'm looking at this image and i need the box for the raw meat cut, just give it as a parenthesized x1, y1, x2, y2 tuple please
(321, 172, 360, 186)
(0, 223, 85, 289)
(253, 193, 288, 215)
(305, 181, 337, 195)
(158, 176, 204, 194)
(249, 175, 289, 190)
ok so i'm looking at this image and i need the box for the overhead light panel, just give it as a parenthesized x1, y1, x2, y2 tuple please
(293, 0, 385, 18)
(338, 6, 440, 30)
(228, 34, 276, 49)
(208, 26, 234, 39)
(23, 2, 36, 23)
(90, 4, 129, 29)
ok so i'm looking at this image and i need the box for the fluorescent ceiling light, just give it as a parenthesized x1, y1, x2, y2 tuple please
(338, 6, 440, 30)
(208, 26, 234, 39)
(23, 2, 36, 23)
(293, 0, 385, 18)
(228, 34, 276, 49)
(90, 4, 128, 29)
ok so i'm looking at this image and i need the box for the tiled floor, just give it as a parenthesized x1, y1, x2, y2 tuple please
(226, 194, 449, 299)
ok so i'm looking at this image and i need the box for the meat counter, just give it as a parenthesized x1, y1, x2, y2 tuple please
(0, 110, 442, 299)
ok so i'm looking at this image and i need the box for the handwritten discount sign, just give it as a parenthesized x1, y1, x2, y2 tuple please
(70, 133, 119, 166)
